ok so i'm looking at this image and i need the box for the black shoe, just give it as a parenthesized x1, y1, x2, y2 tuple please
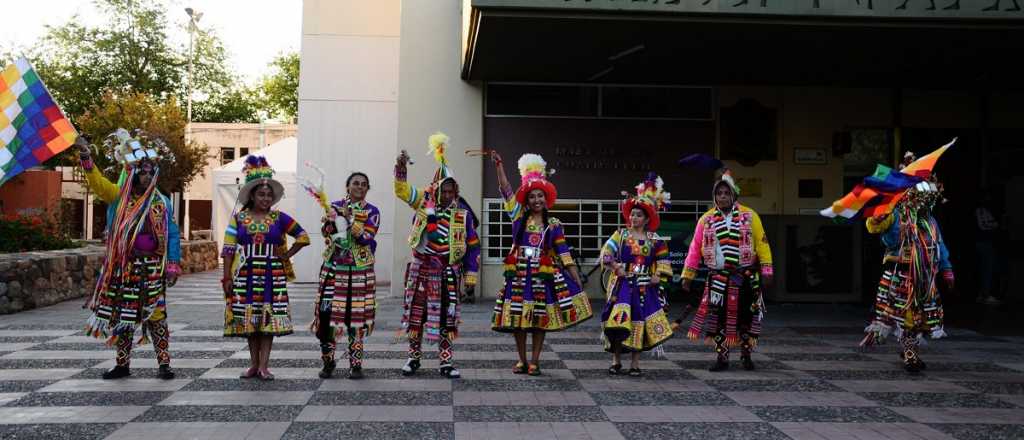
(157, 365, 175, 380)
(709, 360, 729, 372)
(904, 361, 922, 374)
(607, 363, 622, 375)
(741, 356, 755, 371)
(439, 365, 461, 379)
(348, 366, 364, 380)
(102, 365, 131, 380)
(402, 359, 421, 376)
(319, 360, 337, 379)
(627, 367, 642, 377)
(912, 358, 927, 371)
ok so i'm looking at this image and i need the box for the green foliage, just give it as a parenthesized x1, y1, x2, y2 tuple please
(0, 213, 79, 253)
(76, 92, 211, 193)
(6, 0, 260, 125)
(261, 51, 299, 122)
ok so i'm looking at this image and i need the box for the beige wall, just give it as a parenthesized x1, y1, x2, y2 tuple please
(395, 0, 485, 298)
(186, 123, 297, 201)
(296, 0, 402, 286)
(719, 86, 893, 216)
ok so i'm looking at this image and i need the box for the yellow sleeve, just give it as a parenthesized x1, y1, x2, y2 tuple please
(750, 209, 773, 266)
(83, 166, 120, 204)
(866, 214, 894, 234)
(394, 179, 425, 210)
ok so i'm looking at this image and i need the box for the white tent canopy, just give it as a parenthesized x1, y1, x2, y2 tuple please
(211, 137, 308, 279)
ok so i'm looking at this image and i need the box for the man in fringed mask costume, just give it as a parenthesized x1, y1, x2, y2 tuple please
(77, 129, 181, 380)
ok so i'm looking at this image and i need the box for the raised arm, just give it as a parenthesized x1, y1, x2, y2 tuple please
(394, 150, 425, 210)
(75, 136, 119, 203)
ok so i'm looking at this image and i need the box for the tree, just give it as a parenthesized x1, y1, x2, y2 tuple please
(76, 92, 210, 194)
(261, 51, 299, 122)
(23, 0, 258, 124)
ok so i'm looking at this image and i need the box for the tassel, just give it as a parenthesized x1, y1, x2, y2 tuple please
(651, 344, 667, 359)
(105, 335, 118, 347)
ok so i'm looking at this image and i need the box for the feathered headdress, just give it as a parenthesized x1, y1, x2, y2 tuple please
(103, 128, 171, 166)
(427, 131, 453, 184)
(515, 153, 558, 209)
(622, 172, 671, 231)
(237, 155, 284, 206)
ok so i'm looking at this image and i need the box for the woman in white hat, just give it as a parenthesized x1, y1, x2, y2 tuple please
(221, 156, 310, 380)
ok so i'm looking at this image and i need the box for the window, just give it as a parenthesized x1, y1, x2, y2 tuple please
(239, 147, 250, 157)
(220, 147, 235, 165)
(485, 83, 713, 120)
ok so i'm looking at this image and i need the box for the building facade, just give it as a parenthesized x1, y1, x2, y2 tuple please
(296, 0, 1024, 302)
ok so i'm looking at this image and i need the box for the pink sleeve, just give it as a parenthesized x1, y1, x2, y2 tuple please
(682, 218, 705, 282)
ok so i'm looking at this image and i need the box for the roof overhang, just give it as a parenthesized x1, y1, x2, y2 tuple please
(462, 0, 1024, 88)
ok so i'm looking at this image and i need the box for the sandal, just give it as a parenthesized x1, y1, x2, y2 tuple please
(608, 363, 622, 375)
(512, 362, 527, 374)
(527, 363, 541, 376)
(628, 367, 642, 377)
(258, 369, 275, 381)
(240, 367, 259, 379)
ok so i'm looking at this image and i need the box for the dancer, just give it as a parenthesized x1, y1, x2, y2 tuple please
(683, 168, 773, 372)
(394, 132, 481, 378)
(600, 173, 674, 377)
(79, 129, 181, 380)
(852, 144, 955, 373)
(222, 156, 309, 380)
(312, 172, 380, 379)
(489, 152, 592, 376)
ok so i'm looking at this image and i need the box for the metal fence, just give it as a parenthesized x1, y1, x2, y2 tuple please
(480, 198, 712, 265)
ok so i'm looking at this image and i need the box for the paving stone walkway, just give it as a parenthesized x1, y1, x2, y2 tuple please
(1, 270, 1023, 439)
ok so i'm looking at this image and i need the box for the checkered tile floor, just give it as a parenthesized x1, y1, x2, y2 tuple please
(1, 269, 1023, 439)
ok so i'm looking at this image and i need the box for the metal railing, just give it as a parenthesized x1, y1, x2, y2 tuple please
(481, 198, 712, 265)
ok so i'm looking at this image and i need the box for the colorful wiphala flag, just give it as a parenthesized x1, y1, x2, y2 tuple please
(820, 139, 954, 220)
(0, 57, 77, 185)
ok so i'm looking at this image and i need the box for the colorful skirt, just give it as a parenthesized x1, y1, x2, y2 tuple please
(492, 251, 592, 332)
(865, 262, 945, 341)
(313, 258, 376, 338)
(401, 253, 460, 344)
(84, 256, 166, 343)
(687, 267, 764, 348)
(601, 274, 672, 352)
(224, 244, 293, 337)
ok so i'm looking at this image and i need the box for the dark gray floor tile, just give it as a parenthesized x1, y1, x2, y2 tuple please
(180, 379, 322, 392)
(7, 391, 172, 406)
(453, 379, 583, 391)
(614, 422, 789, 440)
(766, 352, 877, 362)
(747, 406, 912, 422)
(590, 391, 736, 406)
(309, 391, 452, 405)
(928, 423, 1024, 440)
(572, 369, 697, 380)
(70, 368, 206, 379)
(0, 423, 122, 440)
(705, 379, 844, 392)
(283, 422, 453, 440)
(953, 382, 1024, 395)
(133, 405, 304, 422)
(806, 370, 931, 381)
(454, 405, 607, 422)
(0, 380, 58, 392)
(859, 392, 1018, 408)
(0, 359, 101, 369)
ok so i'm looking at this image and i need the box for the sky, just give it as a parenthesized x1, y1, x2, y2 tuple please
(1, 0, 303, 82)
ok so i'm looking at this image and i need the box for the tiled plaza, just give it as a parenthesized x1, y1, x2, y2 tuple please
(1, 270, 1023, 439)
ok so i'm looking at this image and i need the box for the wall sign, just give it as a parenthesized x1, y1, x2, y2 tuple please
(794, 148, 828, 165)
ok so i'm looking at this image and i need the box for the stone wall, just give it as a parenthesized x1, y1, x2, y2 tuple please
(0, 240, 219, 314)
